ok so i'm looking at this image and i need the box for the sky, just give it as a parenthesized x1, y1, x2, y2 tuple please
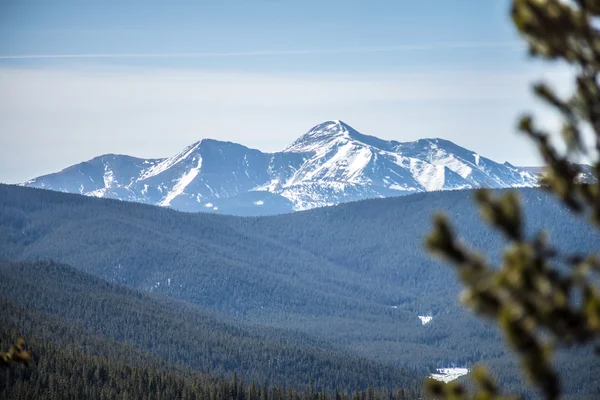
(0, 0, 568, 183)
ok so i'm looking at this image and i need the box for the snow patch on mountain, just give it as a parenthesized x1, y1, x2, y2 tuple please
(408, 160, 447, 191)
(158, 155, 203, 207)
(103, 165, 115, 188)
(141, 141, 202, 181)
(88, 188, 106, 198)
(430, 368, 469, 383)
(431, 147, 473, 179)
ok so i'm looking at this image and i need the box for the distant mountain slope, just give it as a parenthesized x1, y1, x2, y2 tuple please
(22, 120, 540, 215)
(2, 183, 598, 390)
(520, 164, 597, 184)
(0, 259, 421, 391)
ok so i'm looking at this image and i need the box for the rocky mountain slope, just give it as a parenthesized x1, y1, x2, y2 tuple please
(23, 120, 540, 215)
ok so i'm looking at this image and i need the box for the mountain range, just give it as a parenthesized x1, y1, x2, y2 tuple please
(22, 120, 542, 215)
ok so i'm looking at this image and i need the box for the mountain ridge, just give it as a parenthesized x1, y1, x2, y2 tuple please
(22, 120, 541, 214)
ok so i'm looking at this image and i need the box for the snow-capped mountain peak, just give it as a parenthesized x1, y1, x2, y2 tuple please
(22, 120, 545, 215)
(284, 120, 350, 152)
(285, 120, 400, 154)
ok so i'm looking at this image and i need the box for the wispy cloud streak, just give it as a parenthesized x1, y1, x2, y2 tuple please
(0, 42, 520, 60)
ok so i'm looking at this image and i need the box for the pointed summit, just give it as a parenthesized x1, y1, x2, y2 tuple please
(303, 120, 360, 139)
(284, 120, 349, 152)
(285, 120, 400, 153)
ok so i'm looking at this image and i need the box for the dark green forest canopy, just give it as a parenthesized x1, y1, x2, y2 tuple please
(0, 184, 598, 396)
(0, 325, 418, 400)
(0, 259, 421, 393)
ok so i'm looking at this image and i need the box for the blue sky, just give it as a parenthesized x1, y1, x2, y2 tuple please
(1, 1, 516, 58)
(0, 0, 562, 183)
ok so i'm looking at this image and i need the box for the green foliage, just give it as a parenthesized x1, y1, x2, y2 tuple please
(0, 338, 31, 367)
(0, 328, 418, 400)
(425, 1, 600, 399)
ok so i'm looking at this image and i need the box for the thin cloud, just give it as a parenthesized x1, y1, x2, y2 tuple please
(0, 42, 521, 60)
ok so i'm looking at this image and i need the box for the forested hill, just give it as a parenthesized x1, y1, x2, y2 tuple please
(1, 184, 599, 396)
(0, 259, 422, 393)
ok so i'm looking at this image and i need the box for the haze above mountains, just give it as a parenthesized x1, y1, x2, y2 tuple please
(22, 120, 542, 215)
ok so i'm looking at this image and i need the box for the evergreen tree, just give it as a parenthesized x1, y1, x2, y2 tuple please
(425, 1, 600, 399)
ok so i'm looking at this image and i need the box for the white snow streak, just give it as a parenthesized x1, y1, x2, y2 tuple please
(159, 156, 203, 207)
(103, 166, 115, 188)
(140, 141, 202, 180)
